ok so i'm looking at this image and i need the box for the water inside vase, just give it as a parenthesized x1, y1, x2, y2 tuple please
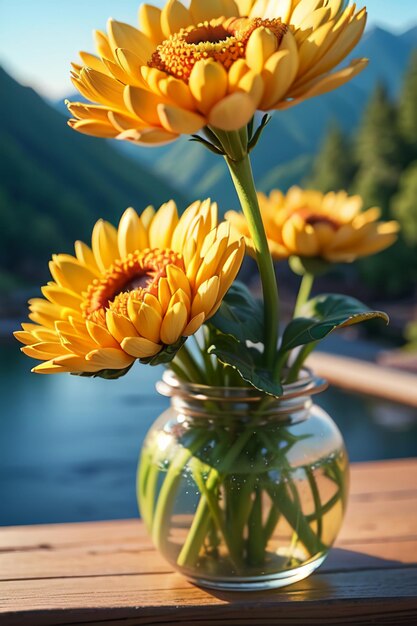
(140, 416, 348, 582)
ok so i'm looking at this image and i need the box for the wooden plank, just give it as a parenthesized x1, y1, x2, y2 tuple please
(322, 541, 417, 571)
(308, 352, 417, 407)
(347, 459, 417, 496)
(0, 546, 170, 580)
(0, 520, 147, 552)
(3, 605, 417, 626)
(1, 537, 416, 583)
(340, 496, 417, 542)
(1, 569, 416, 625)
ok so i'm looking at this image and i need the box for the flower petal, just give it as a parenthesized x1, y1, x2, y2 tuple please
(191, 276, 220, 318)
(117, 127, 179, 145)
(68, 119, 118, 138)
(121, 337, 162, 358)
(160, 302, 188, 345)
(41, 285, 82, 311)
(208, 92, 256, 131)
(161, 0, 191, 38)
(51, 256, 97, 292)
(246, 26, 279, 73)
(91, 219, 120, 271)
(107, 19, 154, 61)
(124, 85, 163, 125)
(129, 300, 162, 343)
(115, 49, 148, 87)
(148, 200, 179, 249)
(85, 348, 135, 369)
(183, 312, 206, 336)
(139, 4, 164, 45)
(118, 207, 149, 257)
(189, 60, 228, 115)
(106, 310, 139, 344)
(158, 103, 205, 134)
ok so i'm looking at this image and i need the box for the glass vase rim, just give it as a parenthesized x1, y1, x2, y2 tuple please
(158, 367, 328, 403)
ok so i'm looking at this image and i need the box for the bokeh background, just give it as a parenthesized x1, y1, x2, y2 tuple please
(0, 0, 416, 526)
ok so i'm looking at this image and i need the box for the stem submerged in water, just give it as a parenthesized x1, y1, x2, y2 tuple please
(140, 421, 345, 577)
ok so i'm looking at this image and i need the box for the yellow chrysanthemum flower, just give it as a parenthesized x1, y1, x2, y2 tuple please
(67, 0, 368, 144)
(15, 200, 245, 375)
(226, 187, 399, 263)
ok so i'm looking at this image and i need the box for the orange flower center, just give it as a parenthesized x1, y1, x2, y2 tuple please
(149, 16, 287, 82)
(295, 208, 340, 230)
(305, 215, 339, 230)
(82, 248, 184, 323)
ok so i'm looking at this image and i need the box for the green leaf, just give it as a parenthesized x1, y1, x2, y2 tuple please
(248, 114, 271, 153)
(189, 135, 224, 156)
(210, 281, 264, 343)
(72, 363, 134, 380)
(209, 334, 283, 398)
(280, 294, 389, 353)
(247, 116, 255, 142)
(141, 337, 187, 366)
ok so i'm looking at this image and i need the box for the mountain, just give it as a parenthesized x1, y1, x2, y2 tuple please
(401, 25, 417, 48)
(79, 25, 414, 209)
(0, 67, 186, 292)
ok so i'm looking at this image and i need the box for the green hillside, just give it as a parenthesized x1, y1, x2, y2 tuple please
(0, 67, 187, 293)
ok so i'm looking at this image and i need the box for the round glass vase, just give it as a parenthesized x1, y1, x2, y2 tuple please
(137, 370, 349, 591)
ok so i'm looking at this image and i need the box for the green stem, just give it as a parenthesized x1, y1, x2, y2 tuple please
(200, 328, 221, 386)
(263, 499, 281, 546)
(207, 518, 221, 555)
(266, 482, 326, 558)
(259, 431, 325, 557)
(174, 344, 205, 383)
(183, 458, 243, 571)
(177, 496, 212, 569)
(273, 352, 288, 383)
(137, 448, 152, 527)
(169, 359, 192, 383)
(306, 467, 323, 541)
(175, 425, 256, 569)
(285, 342, 317, 384)
(306, 489, 342, 522)
(275, 272, 315, 383)
(328, 457, 349, 514)
(294, 272, 315, 318)
(212, 128, 279, 370)
(151, 431, 208, 553)
(247, 486, 265, 566)
(227, 474, 256, 557)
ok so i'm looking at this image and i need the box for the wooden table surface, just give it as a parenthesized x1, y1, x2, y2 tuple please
(1, 459, 416, 626)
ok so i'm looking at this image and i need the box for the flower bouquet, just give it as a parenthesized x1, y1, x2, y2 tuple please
(16, 0, 399, 590)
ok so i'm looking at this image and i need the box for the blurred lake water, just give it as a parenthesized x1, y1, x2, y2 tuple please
(1, 343, 416, 526)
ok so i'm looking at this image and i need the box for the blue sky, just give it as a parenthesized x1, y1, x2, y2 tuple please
(1, 0, 416, 98)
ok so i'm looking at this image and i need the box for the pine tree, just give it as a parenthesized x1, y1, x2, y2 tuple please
(398, 50, 417, 161)
(388, 162, 417, 327)
(392, 161, 417, 246)
(352, 84, 410, 296)
(353, 84, 404, 216)
(305, 123, 355, 192)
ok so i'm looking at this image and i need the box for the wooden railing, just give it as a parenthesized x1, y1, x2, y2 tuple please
(308, 352, 417, 408)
